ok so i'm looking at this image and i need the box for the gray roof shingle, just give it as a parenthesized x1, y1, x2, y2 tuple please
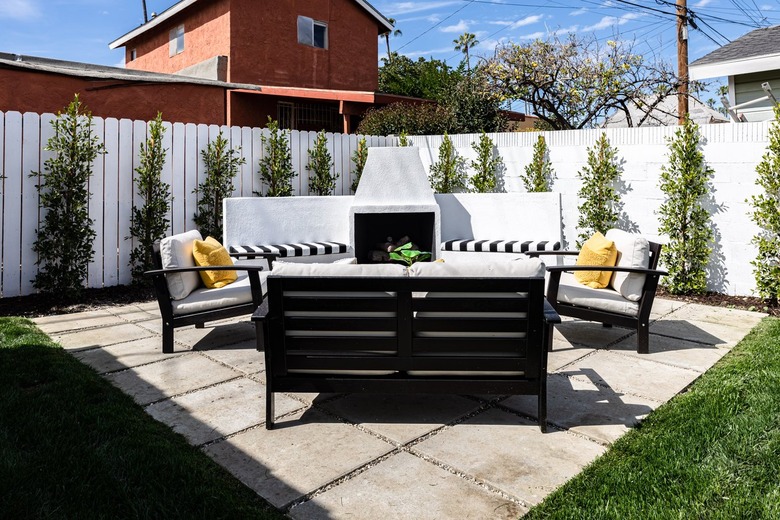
(691, 25, 780, 67)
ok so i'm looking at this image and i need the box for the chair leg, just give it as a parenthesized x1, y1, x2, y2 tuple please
(195, 322, 205, 329)
(265, 389, 275, 430)
(162, 323, 174, 354)
(637, 322, 649, 354)
(602, 323, 613, 328)
(538, 379, 548, 433)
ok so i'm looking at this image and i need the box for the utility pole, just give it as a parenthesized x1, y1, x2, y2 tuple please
(677, 0, 689, 124)
(141, 0, 149, 23)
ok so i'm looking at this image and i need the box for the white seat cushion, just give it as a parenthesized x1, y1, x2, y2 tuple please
(160, 230, 203, 300)
(171, 271, 269, 316)
(557, 272, 639, 316)
(605, 229, 650, 302)
(271, 262, 407, 277)
(407, 258, 545, 278)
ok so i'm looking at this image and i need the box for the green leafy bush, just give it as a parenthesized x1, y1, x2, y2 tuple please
(194, 131, 245, 240)
(748, 103, 780, 303)
(429, 133, 467, 193)
(351, 137, 368, 193)
(389, 242, 431, 266)
(356, 102, 453, 136)
(306, 130, 337, 195)
(469, 132, 503, 193)
(576, 133, 621, 246)
(521, 135, 555, 192)
(128, 113, 171, 283)
(256, 117, 295, 197)
(657, 117, 713, 295)
(31, 95, 104, 297)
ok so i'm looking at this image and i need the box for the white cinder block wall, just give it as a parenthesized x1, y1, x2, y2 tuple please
(410, 122, 772, 296)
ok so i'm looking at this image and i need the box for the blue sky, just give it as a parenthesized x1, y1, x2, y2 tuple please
(2, 0, 779, 105)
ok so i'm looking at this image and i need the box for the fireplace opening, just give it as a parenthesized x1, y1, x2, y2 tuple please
(354, 212, 435, 264)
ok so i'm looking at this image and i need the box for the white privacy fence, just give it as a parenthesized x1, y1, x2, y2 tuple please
(0, 109, 772, 297)
(0, 110, 395, 297)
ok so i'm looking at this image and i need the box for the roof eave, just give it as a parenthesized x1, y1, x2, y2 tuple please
(690, 53, 780, 80)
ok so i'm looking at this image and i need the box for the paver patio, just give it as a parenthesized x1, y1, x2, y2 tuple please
(35, 298, 765, 518)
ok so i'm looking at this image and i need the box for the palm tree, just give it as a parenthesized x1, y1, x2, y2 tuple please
(453, 32, 479, 72)
(383, 18, 402, 62)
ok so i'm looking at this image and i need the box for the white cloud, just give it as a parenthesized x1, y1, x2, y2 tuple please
(402, 46, 457, 58)
(570, 7, 588, 16)
(693, 0, 713, 7)
(583, 12, 642, 31)
(385, 1, 460, 16)
(0, 0, 40, 20)
(510, 14, 543, 29)
(519, 31, 546, 40)
(441, 19, 470, 33)
(759, 4, 773, 10)
(547, 25, 579, 36)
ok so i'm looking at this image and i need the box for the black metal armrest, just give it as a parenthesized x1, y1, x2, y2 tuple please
(546, 265, 668, 276)
(527, 250, 579, 258)
(143, 265, 267, 277)
(252, 298, 269, 322)
(543, 299, 561, 324)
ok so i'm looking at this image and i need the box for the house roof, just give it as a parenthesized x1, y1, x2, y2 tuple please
(689, 25, 780, 80)
(0, 51, 262, 91)
(602, 95, 728, 127)
(109, 0, 394, 50)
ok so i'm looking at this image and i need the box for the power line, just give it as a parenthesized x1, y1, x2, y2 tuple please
(395, 1, 476, 52)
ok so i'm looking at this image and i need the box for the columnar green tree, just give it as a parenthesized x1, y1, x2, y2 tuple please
(351, 137, 368, 193)
(307, 130, 337, 195)
(257, 117, 295, 197)
(469, 132, 503, 193)
(429, 132, 467, 193)
(657, 117, 714, 295)
(32, 95, 104, 297)
(194, 132, 245, 240)
(128, 113, 171, 282)
(398, 131, 411, 147)
(521, 135, 555, 192)
(576, 133, 621, 246)
(748, 103, 780, 302)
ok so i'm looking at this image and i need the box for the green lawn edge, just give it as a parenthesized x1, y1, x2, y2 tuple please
(525, 316, 780, 519)
(0, 317, 285, 519)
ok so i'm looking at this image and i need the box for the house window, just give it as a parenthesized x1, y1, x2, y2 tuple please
(297, 16, 327, 49)
(277, 101, 339, 132)
(169, 24, 185, 56)
(129, 49, 137, 61)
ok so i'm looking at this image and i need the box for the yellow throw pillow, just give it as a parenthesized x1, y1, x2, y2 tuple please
(192, 236, 237, 289)
(574, 232, 618, 289)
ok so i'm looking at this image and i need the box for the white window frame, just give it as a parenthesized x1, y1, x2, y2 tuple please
(169, 24, 185, 56)
(129, 48, 137, 61)
(297, 16, 327, 49)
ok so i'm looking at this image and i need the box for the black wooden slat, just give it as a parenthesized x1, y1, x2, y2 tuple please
(286, 337, 398, 352)
(284, 296, 396, 312)
(411, 297, 528, 313)
(286, 356, 407, 371)
(413, 318, 528, 333)
(285, 317, 396, 332)
(405, 357, 527, 372)
(412, 337, 527, 355)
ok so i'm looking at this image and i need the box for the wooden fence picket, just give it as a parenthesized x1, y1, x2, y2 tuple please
(3, 112, 23, 297)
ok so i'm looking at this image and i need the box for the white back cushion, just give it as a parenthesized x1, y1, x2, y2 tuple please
(408, 258, 545, 278)
(606, 229, 650, 302)
(160, 229, 203, 300)
(271, 262, 407, 277)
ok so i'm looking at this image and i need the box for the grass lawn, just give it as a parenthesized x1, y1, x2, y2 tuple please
(526, 316, 780, 519)
(0, 317, 284, 519)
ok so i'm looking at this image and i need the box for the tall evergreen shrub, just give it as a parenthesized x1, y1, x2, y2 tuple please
(576, 133, 621, 246)
(429, 133, 467, 193)
(257, 117, 295, 197)
(32, 95, 104, 297)
(748, 103, 780, 302)
(307, 130, 337, 195)
(657, 117, 713, 295)
(469, 132, 503, 193)
(128, 113, 171, 282)
(521, 135, 555, 192)
(351, 137, 368, 193)
(194, 132, 245, 240)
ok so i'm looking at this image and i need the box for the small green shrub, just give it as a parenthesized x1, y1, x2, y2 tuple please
(521, 135, 555, 192)
(31, 95, 104, 297)
(307, 130, 337, 195)
(128, 113, 171, 283)
(657, 117, 714, 295)
(469, 132, 503, 193)
(576, 133, 621, 246)
(748, 103, 780, 303)
(429, 132, 467, 193)
(398, 131, 411, 146)
(351, 137, 368, 193)
(194, 132, 245, 240)
(356, 102, 453, 136)
(389, 242, 431, 266)
(256, 117, 295, 197)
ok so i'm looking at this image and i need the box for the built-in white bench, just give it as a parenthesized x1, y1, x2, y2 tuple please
(435, 192, 563, 263)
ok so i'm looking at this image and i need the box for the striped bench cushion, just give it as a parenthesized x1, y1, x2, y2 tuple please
(442, 239, 561, 253)
(230, 242, 350, 258)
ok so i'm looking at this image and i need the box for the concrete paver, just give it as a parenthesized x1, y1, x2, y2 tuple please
(289, 451, 528, 519)
(33, 297, 766, 518)
(204, 408, 395, 509)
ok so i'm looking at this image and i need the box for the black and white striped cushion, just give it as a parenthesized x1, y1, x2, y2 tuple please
(230, 242, 350, 258)
(442, 239, 561, 253)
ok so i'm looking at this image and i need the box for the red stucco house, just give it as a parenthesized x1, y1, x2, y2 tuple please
(109, 0, 401, 132)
